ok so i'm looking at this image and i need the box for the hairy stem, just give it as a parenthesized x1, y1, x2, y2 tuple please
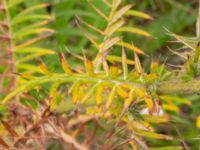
(0, 0, 16, 94)
(156, 79, 200, 95)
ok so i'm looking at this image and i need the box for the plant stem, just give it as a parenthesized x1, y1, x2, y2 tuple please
(1, 0, 16, 94)
(156, 79, 200, 95)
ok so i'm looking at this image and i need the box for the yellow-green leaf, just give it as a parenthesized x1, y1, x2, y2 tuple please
(163, 104, 179, 113)
(96, 83, 104, 106)
(106, 86, 117, 109)
(117, 41, 145, 55)
(59, 53, 73, 75)
(134, 53, 144, 74)
(107, 55, 134, 65)
(117, 27, 151, 37)
(134, 128, 173, 140)
(122, 48, 128, 80)
(110, 4, 132, 25)
(99, 37, 121, 52)
(125, 10, 153, 20)
(39, 61, 52, 76)
(105, 19, 124, 37)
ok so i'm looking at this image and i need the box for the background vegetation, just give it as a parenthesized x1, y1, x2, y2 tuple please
(0, 0, 200, 149)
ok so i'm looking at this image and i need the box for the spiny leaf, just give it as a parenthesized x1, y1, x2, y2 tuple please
(167, 30, 196, 50)
(84, 58, 94, 76)
(119, 89, 135, 120)
(99, 37, 121, 52)
(163, 104, 180, 113)
(134, 128, 174, 140)
(94, 37, 121, 62)
(14, 28, 54, 40)
(11, 14, 52, 25)
(124, 89, 135, 109)
(16, 34, 52, 48)
(15, 47, 55, 54)
(50, 81, 61, 98)
(14, 72, 35, 80)
(16, 52, 54, 64)
(117, 27, 151, 37)
(39, 61, 52, 76)
(105, 19, 124, 37)
(71, 81, 82, 103)
(134, 53, 143, 74)
(107, 55, 134, 65)
(122, 47, 128, 80)
(59, 53, 73, 75)
(144, 97, 154, 112)
(96, 83, 104, 106)
(17, 64, 43, 74)
(105, 86, 117, 109)
(125, 10, 153, 20)
(109, 4, 132, 25)
(12, 3, 50, 21)
(168, 47, 187, 60)
(117, 41, 145, 55)
(116, 86, 128, 99)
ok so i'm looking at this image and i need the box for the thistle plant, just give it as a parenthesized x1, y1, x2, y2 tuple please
(0, 0, 199, 149)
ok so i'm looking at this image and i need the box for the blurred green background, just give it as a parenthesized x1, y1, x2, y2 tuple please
(24, 0, 198, 68)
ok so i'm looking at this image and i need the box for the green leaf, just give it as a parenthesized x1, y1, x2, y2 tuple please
(122, 48, 128, 80)
(117, 41, 145, 55)
(12, 3, 50, 21)
(109, 4, 132, 25)
(117, 27, 151, 37)
(106, 86, 117, 109)
(15, 47, 55, 54)
(11, 14, 52, 25)
(134, 53, 143, 74)
(125, 10, 153, 20)
(134, 128, 174, 140)
(106, 55, 134, 65)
